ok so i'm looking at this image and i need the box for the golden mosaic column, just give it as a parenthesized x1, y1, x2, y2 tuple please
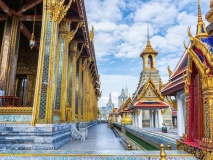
(55, 19, 71, 122)
(32, 0, 72, 125)
(0, 16, 20, 95)
(70, 40, 78, 122)
(86, 67, 90, 121)
(82, 60, 85, 122)
(78, 57, 83, 121)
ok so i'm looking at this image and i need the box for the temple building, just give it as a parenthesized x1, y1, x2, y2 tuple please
(117, 25, 170, 128)
(118, 87, 128, 108)
(99, 93, 114, 120)
(0, 0, 101, 150)
(162, 0, 213, 158)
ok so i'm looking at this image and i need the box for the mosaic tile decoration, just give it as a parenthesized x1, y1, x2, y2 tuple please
(39, 13, 52, 119)
(54, 116, 60, 122)
(0, 150, 196, 160)
(68, 57, 73, 105)
(0, 115, 31, 122)
(55, 37, 65, 110)
(0, 156, 197, 160)
(75, 60, 79, 115)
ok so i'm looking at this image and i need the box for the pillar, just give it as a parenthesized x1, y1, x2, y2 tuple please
(0, 16, 20, 95)
(132, 112, 135, 126)
(138, 110, 143, 128)
(154, 110, 158, 128)
(82, 58, 87, 122)
(78, 57, 83, 121)
(67, 52, 72, 122)
(135, 112, 137, 127)
(177, 90, 186, 136)
(55, 19, 71, 122)
(158, 109, 163, 128)
(149, 110, 153, 127)
(32, 0, 69, 125)
(70, 40, 78, 122)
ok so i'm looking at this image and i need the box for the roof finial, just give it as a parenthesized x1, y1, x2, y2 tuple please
(196, 0, 208, 38)
(89, 26, 94, 43)
(147, 22, 150, 45)
(198, 0, 203, 22)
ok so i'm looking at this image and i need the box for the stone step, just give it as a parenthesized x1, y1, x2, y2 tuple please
(0, 136, 70, 150)
(0, 128, 70, 136)
(0, 132, 70, 144)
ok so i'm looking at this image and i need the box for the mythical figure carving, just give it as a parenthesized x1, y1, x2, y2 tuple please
(180, 133, 187, 142)
(89, 26, 94, 43)
(167, 66, 172, 77)
(183, 74, 190, 95)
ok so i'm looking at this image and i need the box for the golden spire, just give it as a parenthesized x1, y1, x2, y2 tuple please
(140, 23, 158, 57)
(147, 22, 151, 45)
(196, 0, 208, 38)
(198, 0, 202, 22)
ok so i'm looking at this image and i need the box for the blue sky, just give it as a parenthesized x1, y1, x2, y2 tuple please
(84, 0, 209, 108)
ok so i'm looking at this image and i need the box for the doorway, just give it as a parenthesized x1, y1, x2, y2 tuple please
(15, 75, 27, 106)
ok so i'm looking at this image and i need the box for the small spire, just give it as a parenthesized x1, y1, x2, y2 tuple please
(198, 0, 202, 22)
(196, 0, 208, 38)
(140, 23, 158, 57)
(147, 22, 150, 45)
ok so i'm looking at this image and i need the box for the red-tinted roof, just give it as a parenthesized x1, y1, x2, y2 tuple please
(120, 109, 130, 113)
(162, 50, 188, 95)
(133, 101, 169, 109)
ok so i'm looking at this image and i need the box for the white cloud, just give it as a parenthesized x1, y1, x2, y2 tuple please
(84, 0, 211, 107)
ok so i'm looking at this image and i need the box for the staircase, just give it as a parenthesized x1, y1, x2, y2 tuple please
(0, 123, 71, 150)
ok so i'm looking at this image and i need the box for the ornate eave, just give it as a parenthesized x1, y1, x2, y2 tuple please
(206, 8, 213, 23)
(187, 27, 213, 67)
(140, 43, 158, 57)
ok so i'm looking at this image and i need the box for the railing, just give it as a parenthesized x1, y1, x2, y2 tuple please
(0, 96, 23, 107)
(112, 125, 142, 150)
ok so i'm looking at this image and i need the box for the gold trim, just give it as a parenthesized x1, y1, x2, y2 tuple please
(0, 153, 195, 157)
(0, 107, 32, 115)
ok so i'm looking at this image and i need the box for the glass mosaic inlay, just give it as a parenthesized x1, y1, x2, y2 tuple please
(55, 37, 65, 110)
(39, 13, 52, 119)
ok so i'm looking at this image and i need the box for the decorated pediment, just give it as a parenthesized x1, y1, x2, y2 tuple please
(137, 78, 164, 100)
(142, 84, 158, 98)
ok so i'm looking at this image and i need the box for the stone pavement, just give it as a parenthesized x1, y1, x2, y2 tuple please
(59, 123, 124, 150)
(142, 127, 180, 140)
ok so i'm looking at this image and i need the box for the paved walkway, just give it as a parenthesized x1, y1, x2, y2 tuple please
(59, 123, 124, 150)
(143, 127, 180, 140)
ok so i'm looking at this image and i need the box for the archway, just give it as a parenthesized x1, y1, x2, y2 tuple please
(148, 55, 153, 68)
